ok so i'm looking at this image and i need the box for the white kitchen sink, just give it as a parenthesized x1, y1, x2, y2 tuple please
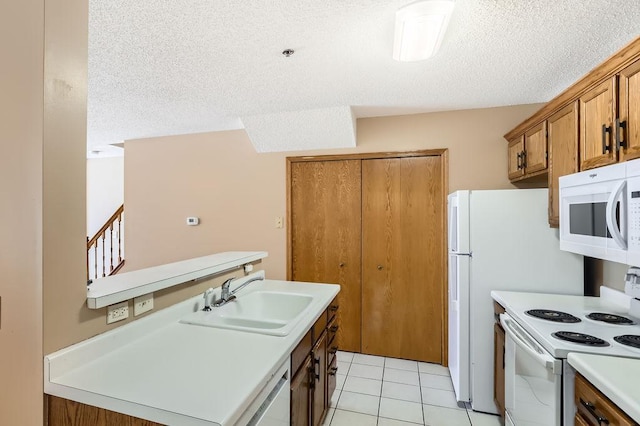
(179, 291, 314, 336)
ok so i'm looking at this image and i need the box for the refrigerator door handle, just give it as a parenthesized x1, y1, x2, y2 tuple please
(451, 251, 472, 257)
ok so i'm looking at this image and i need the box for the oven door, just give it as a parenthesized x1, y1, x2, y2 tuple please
(501, 314, 562, 426)
(559, 163, 627, 263)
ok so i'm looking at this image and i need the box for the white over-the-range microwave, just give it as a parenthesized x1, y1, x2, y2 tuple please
(559, 158, 640, 265)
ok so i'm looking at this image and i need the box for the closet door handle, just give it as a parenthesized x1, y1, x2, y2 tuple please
(377, 265, 383, 270)
(339, 262, 345, 267)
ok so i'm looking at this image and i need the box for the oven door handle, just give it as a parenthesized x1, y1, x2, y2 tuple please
(500, 314, 562, 375)
(606, 179, 627, 250)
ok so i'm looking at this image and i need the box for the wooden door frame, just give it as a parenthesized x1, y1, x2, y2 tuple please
(286, 149, 449, 366)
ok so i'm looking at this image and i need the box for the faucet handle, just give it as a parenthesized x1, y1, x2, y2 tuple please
(202, 287, 214, 311)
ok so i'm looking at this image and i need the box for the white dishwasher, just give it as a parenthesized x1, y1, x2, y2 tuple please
(235, 361, 290, 426)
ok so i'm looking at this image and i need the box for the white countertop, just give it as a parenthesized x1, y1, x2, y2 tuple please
(46, 278, 339, 426)
(568, 352, 640, 423)
(87, 251, 268, 309)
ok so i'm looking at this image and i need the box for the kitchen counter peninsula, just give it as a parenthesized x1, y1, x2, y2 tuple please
(46, 278, 339, 425)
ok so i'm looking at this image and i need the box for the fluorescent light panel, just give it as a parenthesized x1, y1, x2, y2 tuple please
(393, 0, 455, 62)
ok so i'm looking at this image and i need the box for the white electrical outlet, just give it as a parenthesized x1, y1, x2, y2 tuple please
(134, 293, 154, 316)
(107, 301, 129, 324)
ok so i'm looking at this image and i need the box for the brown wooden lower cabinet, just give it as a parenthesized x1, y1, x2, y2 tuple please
(291, 357, 312, 426)
(291, 298, 339, 426)
(575, 373, 635, 426)
(311, 332, 327, 426)
(47, 395, 163, 426)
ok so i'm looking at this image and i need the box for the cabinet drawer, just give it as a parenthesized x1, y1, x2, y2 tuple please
(575, 373, 635, 426)
(312, 311, 328, 343)
(328, 299, 339, 323)
(292, 330, 312, 376)
(327, 318, 338, 364)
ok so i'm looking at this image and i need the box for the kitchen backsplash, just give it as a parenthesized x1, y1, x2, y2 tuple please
(601, 260, 630, 292)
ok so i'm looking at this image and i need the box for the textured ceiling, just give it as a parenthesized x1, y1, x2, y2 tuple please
(88, 0, 640, 153)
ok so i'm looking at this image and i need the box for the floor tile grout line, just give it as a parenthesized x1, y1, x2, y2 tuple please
(417, 363, 426, 426)
(376, 357, 385, 425)
(378, 415, 423, 426)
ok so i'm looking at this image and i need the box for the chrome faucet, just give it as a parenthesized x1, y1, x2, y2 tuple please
(212, 275, 264, 307)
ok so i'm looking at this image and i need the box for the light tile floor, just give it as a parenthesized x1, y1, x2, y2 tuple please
(323, 351, 502, 426)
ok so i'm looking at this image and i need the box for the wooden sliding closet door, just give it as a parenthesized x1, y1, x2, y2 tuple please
(290, 160, 362, 353)
(361, 156, 444, 363)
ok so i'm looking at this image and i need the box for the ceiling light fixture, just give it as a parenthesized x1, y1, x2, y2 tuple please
(392, 0, 455, 62)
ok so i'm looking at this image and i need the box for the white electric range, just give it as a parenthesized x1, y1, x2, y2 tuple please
(492, 287, 640, 426)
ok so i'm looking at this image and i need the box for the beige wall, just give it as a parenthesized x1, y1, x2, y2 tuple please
(1, 0, 88, 423)
(125, 104, 542, 280)
(42, 0, 90, 356)
(0, 2, 45, 424)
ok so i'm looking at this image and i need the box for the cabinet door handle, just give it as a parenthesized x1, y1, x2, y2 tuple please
(521, 151, 527, 169)
(616, 118, 627, 151)
(377, 265, 383, 270)
(308, 365, 316, 389)
(602, 124, 612, 154)
(329, 305, 339, 312)
(329, 346, 338, 355)
(314, 356, 321, 381)
(328, 366, 338, 376)
(516, 152, 522, 170)
(330, 325, 339, 332)
(339, 262, 345, 267)
(580, 399, 609, 425)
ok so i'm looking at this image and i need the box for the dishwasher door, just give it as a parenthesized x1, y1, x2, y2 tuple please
(240, 361, 290, 426)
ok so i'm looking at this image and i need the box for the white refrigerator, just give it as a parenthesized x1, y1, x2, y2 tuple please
(448, 189, 583, 414)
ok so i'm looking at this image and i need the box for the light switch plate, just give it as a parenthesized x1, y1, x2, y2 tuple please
(134, 293, 154, 316)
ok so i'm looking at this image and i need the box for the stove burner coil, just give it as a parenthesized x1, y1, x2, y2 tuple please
(525, 309, 581, 323)
(552, 331, 609, 346)
(614, 335, 640, 349)
(586, 312, 635, 324)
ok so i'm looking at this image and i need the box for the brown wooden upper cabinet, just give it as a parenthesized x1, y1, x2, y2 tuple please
(507, 122, 548, 181)
(505, 37, 640, 227)
(619, 59, 640, 162)
(507, 136, 525, 180)
(580, 58, 640, 170)
(579, 77, 617, 170)
(547, 102, 579, 227)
